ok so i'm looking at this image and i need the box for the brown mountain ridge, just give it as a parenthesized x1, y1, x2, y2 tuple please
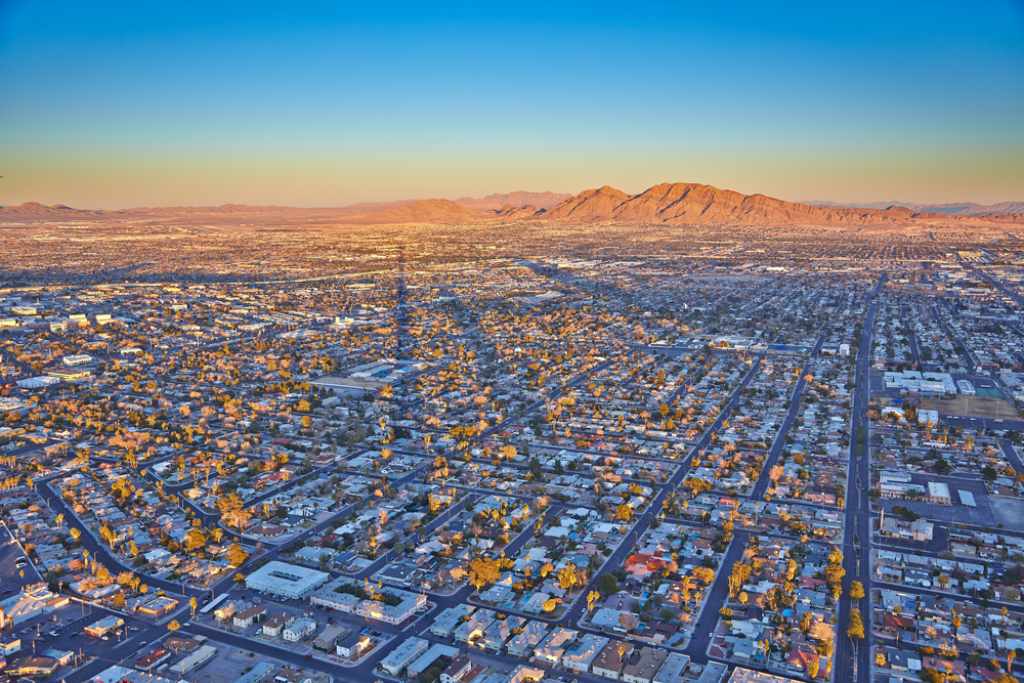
(541, 182, 918, 225)
(3, 182, 1021, 227)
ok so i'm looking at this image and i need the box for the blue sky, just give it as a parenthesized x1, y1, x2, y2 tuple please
(2, 1, 1022, 206)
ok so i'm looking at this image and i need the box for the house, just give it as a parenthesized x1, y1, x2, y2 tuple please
(313, 624, 347, 652)
(440, 653, 475, 683)
(379, 636, 428, 676)
(407, 643, 459, 680)
(509, 665, 547, 683)
(282, 616, 316, 642)
(507, 621, 549, 658)
(562, 633, 609, 673)
(335, 630, 372, 659)
(653, 652, 691, 683)
(592, 640, 633, 680)
(213, 601, 238, 622)
(233, 605, 267, 628)
(532, 628, 577, 666)
(262, 613, 287, 638)
(431, 604, 476, 638)
(622, 647, 668, 683)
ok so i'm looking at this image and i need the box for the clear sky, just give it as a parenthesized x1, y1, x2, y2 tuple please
(2, 1, 1023, 208)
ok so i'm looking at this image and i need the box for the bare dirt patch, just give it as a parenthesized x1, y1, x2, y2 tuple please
(921, 395, 1021, 420)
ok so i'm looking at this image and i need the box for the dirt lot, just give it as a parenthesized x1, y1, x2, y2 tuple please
(990, 496, 1024, 530)
(921, 395, 1021, 420)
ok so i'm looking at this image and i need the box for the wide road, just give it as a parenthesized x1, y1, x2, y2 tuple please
(834, 287, 881, 683)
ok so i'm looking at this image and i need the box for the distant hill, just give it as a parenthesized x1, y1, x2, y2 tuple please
(810, 199, 1024, 216)
(455, 191, 570, 211)
(541, 182, 917, 226)
(0, 201, 105, 220)
(543, 186, 632, 222)
(327, 198, 482, 224)
(4, 184, 1022, 227)
(0, 198, 481, 226)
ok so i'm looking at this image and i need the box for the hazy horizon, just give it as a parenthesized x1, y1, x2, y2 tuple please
(2, 1, 1023, 208)
(4, 184, 1024, 213)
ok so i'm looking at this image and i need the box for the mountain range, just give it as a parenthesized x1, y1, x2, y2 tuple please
(3, 183, 1022, 227)
(809, 199, 1024, 216)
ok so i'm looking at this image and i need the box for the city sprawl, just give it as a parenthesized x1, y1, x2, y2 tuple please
(1, 220, 1023, 683)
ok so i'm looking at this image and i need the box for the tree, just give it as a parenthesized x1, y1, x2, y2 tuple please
(557, 565, 583, 591)
(847, 608, 865, 640)
(184, 528, 207, 553)
(614, 503, 634, 523)
(217, 492, 252, 530)
(596, 573, 619, 596)
(920, 669, 948, 683)
(167, 619, 181, 632)
(850, 580, 865, 600)
(806, 655, 821, 679)
(189, 596, 198, 617)
(468, 556, 502, 590)
(226, 543, 248, 567)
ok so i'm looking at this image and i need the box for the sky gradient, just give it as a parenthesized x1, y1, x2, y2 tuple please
(2, 1, 1023, 208)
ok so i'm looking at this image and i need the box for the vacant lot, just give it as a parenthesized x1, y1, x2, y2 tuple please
(921, 395, 1020, 420)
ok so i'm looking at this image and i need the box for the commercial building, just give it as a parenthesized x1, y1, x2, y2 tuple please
(309, 576, 425, 625)
(169, 644, 217, 675)
(928, 481, 952, 505)
(84, 615, 124, 638)
(244, 560, 329, 598)
(884, 371, 956, 395)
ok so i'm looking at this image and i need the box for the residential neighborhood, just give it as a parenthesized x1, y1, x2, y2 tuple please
(1, 221, 1023, 683)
